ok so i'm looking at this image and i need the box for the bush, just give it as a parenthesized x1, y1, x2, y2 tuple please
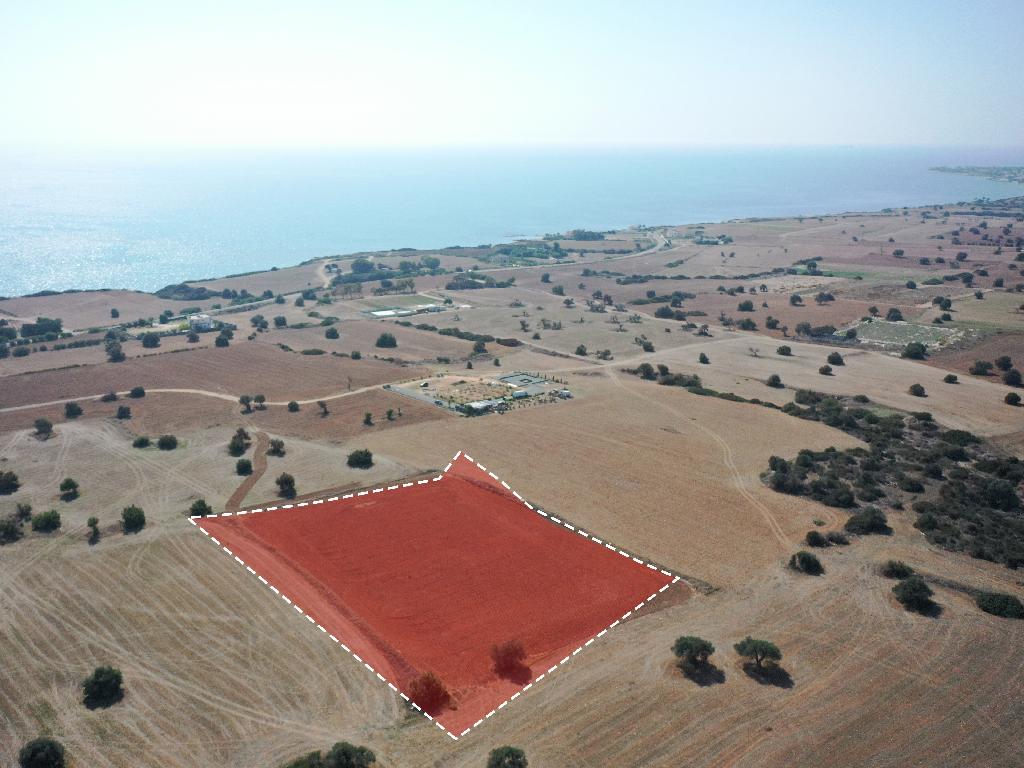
(789, 550, 824, 575)
(34, 418, 53, 438)
(825, 531, 849, 546)
(276, 473, 296, 498)
(902, 342, 927, 360)
(64, 401, 83, 419)
(408, 671, 450, 713)
(121, 505, 146, 533)
(490, 639, 528, 677)
(845, 506, 889, 535)
(375, 332, 397, 348)
(733, 636, 781, 669)
(975, 591, 1024, 619)
(116, 405, 131, 419)
(18, 737, 65, 768)
(128, 386, 146, 398)
(214, 335, 229, 347)
(698, 352, 709, 365)
(908, 383, 926, 397)
(1007, 392, 1022, 406)
(575, 344, 587, 356)
(943, 373, 958, 384)
(236, 458, 253, 475)
(132, 436, 150, 448)
(805, 530, 828, 548)
(189, 499, 213, 517)
(776, 345, 791, 356)
(267, 438, 286, 457)
(156, 434, 178, 450)
(881, 560, 914, 579)
(347, 449, 374, 469)
(100, 391, 119, 402)
(0, 470, 19, 495)
(141, 332, 160, 348)
(893, 575, 936, 614)
(82, 665, 124, 708)
(671, 635, 714, 667)
(325, 327, 339, 339)
(819, 365, 832, 376)
(0, 518, 23, 545)
(31, 510, 61, 532)
(487, 746, 528, 768)
(827, 352, 844, 366)
(766, 374, 783, 388)
(287, 400, 300, 412)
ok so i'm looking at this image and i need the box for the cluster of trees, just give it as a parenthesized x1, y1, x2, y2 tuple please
(672, 634, 787, 685)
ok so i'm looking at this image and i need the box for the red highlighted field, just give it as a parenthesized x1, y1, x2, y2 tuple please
(195, 452, 678, 738)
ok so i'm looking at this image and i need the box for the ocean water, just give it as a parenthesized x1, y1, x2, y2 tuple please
(1, 146, 1022, 297)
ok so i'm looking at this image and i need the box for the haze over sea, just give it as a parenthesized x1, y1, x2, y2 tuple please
(1, 146, 1022, 297)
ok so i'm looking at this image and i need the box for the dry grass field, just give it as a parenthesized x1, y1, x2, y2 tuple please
(2, 200, 1023, 768)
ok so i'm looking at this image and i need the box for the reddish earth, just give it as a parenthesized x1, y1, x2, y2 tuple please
(196, 453, 677, 736)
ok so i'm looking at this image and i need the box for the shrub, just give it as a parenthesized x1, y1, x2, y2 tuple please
(943, 373, 958, 384)
(776, 345, 791, 356)
(902, 342, 927, 360)
(236, 458, 253, 475)
(575, 344, 587, 356)
(228, 428, 250, 456)
(276, 473, 296, 498)
(805, 530, 828, 548)
(121, 505, 146, 533)
(819, 365, 832, 376)
(31, 510, 61, 532)
(141, 332, 160, 348)
(408, 671, 450, 713)
(363, 412, 373, 426)
(1007, 392, 1022, 406)
(116, 405, 131, 419)
(845, 506, 889, 535)
(100, 391, 119, 402)
(17, 737, 65, 768)
(1004, 368, 1022, 387)
(0, 518, 23, 545)
(733, 636, 781, 669)
(189, 499, 213, 517)
(64, 401, 83, 419)
(671, 635, 715, 667)
(825, 531, 849, 546)
(789, 550, 824, 575)
(82, 665, 124, 708)
(156, 434, 178, 450)
(325, 326, 339, 340)
(214, 335, 229, 347)
(34, 418, 53, 438)
(347, 449, 373, 469)
(132, 436, 150, 448)
(490, 639, 528, 677)
(325, 742, 376, 768)
(827, 352, 844, 365)
(766, 374, 783, 388)
(267, 438, 286, 457)
(59, 477, 79, 502)
(487, 746, 528, 768)
(969, 360, 994, 376)
(287, 400, 300, 412)
(698, 352, 709, 365)
(908, 383, 926, 397)
(0, 470, 19, 495)
(886, 308, 904, 322)
(975, 592, 1024, 619)
(881, 560, 914, 579)
(893, 575, 936, 614)
(351, 350, 361, 360)
(375, 332, 397, 348)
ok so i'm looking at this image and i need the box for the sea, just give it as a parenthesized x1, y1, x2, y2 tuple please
(1, 146, 1022, 297)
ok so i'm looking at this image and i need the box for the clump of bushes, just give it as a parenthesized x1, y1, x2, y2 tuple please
(31, 510, 61, 533)
(881, 560, 914, 579)
(975, 591, 1024, 619)
(893, 575, 938, 614)
(844, 506, 890, 535)
(347, 449, 373, 469)
(82, 665, 124, 709)
(788, 550, 824, 575)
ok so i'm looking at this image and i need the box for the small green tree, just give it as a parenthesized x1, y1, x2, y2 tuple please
(59, 477, 79, 502)
(82, 665, 123, 708)
(128, 386, 146, 398)
(672, 636, 715, 667)
(254, 394, 267, 409)
(827, 351, 844, 366)
(121, 505, 146, 533)
(733, 636, 782, 669)
(975, 592, 1024, 619)
(189, 499, 213, 517)
(908, 383, 926, 397)
(575, 344, 587, 356)
(766, 374, 783, 388)
(881, 560, 914, 579)
(156, 434, 178, 450)
(0, 470, 19, 495)
(116, 405, 131, 420)
(276, 473, 296, 499)
(288, 400, 300, 412)
(325, 326, 340, 340)
(34, 418, 53, 438)
(239, 394, 253, 413)
(236, 458, 253, 475)
(943, 373, 958, 384)
(363, 412, 373, 426)
(17, 737, 65, 768)
(267, 438, 286, 456)
(87, 516, 100, 543)
(819, 364, 832, 376)
(375, 332, 397, 348)
(64, 401, 83, 419)
(132, 436, 151, 448)
(776, 345, 791, 356)
(486, 746, 528, 768)
(788, 550, 824, 575)
(347, 449, 373, 469)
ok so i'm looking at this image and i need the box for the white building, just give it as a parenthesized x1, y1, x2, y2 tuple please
(188, 313, 214, 331)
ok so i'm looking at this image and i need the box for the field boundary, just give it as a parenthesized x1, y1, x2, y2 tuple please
(190, 450, 682, 740)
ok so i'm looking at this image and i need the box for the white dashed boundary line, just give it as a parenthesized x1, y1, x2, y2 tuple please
(190, 449, 682, 740)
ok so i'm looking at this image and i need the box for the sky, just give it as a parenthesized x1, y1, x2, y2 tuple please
(2, 0, 1022, 150)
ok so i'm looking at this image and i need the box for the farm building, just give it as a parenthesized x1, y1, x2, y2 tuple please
(188, 313, 214, 331)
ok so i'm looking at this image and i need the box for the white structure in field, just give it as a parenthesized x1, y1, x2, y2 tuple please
(188, 313, 214, 331)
